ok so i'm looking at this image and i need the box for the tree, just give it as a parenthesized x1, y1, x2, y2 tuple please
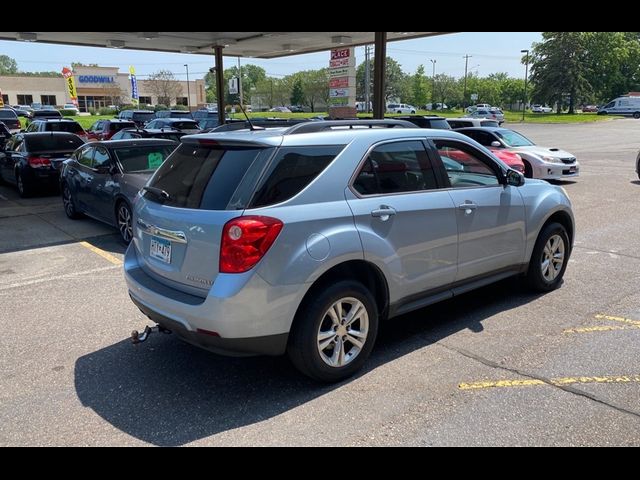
(299, 69, 329, 112)
(0, 55, 18, 74)
(100, 83, 127, 108)
(410, 65, 429, 108)
(432, 74, 459, 108)
(290, 77, 305, 106)
(71, 62, 98, 69)
(356, 57, 408, 103)
(530, 32, 592, 113)
(212, 64, 267, 105)
(144, 70, 183, 107)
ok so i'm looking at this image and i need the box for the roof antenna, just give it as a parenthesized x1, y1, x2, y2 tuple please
(236, 102, 263, 131)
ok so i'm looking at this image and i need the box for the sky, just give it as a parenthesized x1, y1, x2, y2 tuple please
(0, 32, 542, 81)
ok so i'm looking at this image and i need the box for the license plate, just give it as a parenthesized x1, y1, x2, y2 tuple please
(150, 236, 171, 263)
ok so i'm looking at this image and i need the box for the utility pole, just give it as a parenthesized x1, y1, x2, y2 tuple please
(364, 44, 371, 113)
(237, 57, 243, 106)
(184, 64, 190, 111)
(521, 49, 529, 122)
(463, 54, 471, 109)
(429, 59, 436, 107)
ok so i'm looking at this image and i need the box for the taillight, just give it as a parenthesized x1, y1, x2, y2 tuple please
(28, 156, 51, 168)
(220, 216, 283, 273)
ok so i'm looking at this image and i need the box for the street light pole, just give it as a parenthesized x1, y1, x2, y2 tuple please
(463, 54, 471, 109)
(429, 59, 436, 108)
(521, 49, 529, 122)
(184, 64, 191, 111)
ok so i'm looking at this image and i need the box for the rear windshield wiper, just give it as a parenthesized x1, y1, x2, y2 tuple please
(142, 186, 171, 202)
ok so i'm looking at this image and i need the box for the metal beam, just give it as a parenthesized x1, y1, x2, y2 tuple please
(214, 47, 225, 125)
(373, 32, 387, 119)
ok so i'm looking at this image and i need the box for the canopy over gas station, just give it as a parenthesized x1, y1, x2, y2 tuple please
(1, 32, 452, 121)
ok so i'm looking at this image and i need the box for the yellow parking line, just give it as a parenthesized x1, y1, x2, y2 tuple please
(564, 325, 640, 334)
(79, 241, 123, 265)
(595, 314, 640, 327)
(459, 374, 640, 390)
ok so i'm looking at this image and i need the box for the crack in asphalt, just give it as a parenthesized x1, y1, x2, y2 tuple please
(438, 342, 640, 420)
(573, 245, 640, 261)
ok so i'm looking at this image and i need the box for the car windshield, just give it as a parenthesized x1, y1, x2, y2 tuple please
(495, 130, 534, 147)
(113, 145, 177, 173)
(169, 121, 199, 130)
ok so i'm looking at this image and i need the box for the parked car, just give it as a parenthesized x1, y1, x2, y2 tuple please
(469, 108, 504, 124)
(447, 117, 500, 129)
(193, 108, 219, 122)
(288, 105, 306, 113)
(390, 115, 451, 129)
(24, 119, 88, 141)
(30, 102, 43, 110)
(0, 121, 11, 149)
(456, 127, 579, 179)
(123, 119, 574, 382)
(531, 105, 553, 113)
(386, 103, 417, 114)
(144, 118, 200, 134)
(197, 118, 225, 131)
(0, 132, 85, 197)
(60, 139, 178, 243)
(28, 109, 63, 123)
(636, 149, 640, 180)
(118, 110, 155, 127)
(269, 106, 292, 113)
(62, 103, 80, 114)
(581, 105, 599, 113)
(153, 110, 193, 119)
(0, 108, 21, 134)
(86, 119, 136, 141)
(110, 128, 186, 142)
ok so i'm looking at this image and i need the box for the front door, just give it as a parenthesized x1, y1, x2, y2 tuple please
(89, 146, 118, 222)
(345, 139, 458, 303)
(431, 138, 525, 281)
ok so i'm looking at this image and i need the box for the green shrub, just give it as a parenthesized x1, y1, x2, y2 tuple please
(98, 107, 116, 115)
(154, 105, 168, 111)
(60, 109, 76, 116)
(87, 107, 98, 116)
(170, 105, 189, 111)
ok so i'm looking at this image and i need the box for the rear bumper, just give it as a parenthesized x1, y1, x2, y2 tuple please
(124, 244, 308, 356)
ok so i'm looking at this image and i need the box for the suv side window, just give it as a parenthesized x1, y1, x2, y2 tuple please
(353, 140, 437, 195)
(93, 147, 111, 169)
(461, 130, 496, 147)
(250, 145, 344, 207)
(77, 146, 94, 168)
(434, 139, 500, 188)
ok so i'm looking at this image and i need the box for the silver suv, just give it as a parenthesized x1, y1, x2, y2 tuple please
(124, 120, 574, 382)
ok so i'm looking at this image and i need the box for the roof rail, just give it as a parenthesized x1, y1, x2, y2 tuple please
(283, 119, 415, 135)
(210, 118, 312, 132)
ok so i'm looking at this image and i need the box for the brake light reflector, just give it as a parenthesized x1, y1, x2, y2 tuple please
(28, 156, 51, 168)
(220, 216, 283, 273)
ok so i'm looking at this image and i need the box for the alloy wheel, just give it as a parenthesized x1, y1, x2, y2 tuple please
(317, 297, 369, 368)
(541, 234, 565, 282)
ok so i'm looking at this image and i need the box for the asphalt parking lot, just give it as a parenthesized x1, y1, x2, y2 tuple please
(1, 118, 639, 446)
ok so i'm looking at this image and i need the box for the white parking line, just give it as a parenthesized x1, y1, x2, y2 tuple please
(0, 265, 120, 291)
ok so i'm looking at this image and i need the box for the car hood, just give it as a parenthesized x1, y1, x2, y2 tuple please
(509, 145, 575, 158)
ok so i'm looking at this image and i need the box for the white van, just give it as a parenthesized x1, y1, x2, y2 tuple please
(598, 96, 640, 118)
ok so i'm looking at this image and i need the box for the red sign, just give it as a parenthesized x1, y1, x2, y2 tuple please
(330, 77, 349, 88)
(330, 58, 350, 68)
(331, 48, 350, 60)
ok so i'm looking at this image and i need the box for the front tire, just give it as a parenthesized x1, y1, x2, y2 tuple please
(523, 160, 533, 178)
(633, 112, 640, 119)
(288, 280, 378, 382)
(526, 222, 570, 292)
(62, 183, 83, 219)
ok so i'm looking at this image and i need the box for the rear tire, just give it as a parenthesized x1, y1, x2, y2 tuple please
(526, 222, 570, 292)
(633, 112, 640, 119)
(288, 280, 378, 382)
(62, 183, 83, 219)
(116, 201, 133, 244)
(16, 171, 32, 198)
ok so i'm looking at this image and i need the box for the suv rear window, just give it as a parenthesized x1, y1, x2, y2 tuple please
(110, 122, 136, 132)
(0, 110, 18, 119)
(249, 145, 344, 208)
(146, 144, 272, 210)
(46, 122, 84, 133)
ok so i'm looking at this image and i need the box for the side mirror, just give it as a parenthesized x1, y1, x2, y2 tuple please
(490, 140, 502, 148)
(505, 169, 525, 187)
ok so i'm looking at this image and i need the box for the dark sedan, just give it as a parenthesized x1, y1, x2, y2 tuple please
(0, 132, 85, 197)
(110, 128, 186, 142)
(60, 139, 178, 243)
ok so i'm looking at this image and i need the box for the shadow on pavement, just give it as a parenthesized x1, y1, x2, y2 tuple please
(74, 277, 543, 446)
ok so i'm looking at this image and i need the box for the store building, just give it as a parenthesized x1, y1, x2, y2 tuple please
(0, 65, 205, 112)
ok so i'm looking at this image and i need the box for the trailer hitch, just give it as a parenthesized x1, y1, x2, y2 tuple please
(131, 324, 171, 344)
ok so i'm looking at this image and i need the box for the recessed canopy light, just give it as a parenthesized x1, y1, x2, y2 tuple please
(17, 32, 37, 42)
(107, 39, 125, 49)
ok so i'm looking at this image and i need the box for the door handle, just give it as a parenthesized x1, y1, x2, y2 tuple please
(458, 202, 478, 214)
(371, 205, 396, 221)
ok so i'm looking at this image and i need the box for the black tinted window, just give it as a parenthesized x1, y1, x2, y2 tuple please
(110, 122, 135, 132)
(114, 145, 176, 173)
(46, 122, 83, 133)
(460, 130, 496, 147)
(353, 140, 437, 195)
(250, 145, 344, 208)
(25, 135, 84, 152)
(170, 121, 198, 130)
(93, 147, 111, 169)
(427, 119, 450, 129)
(132, 112, 154, 122)
(147, 144, 269, 210)
(0, 110, 18, 119)
(77, 147, 94, 167)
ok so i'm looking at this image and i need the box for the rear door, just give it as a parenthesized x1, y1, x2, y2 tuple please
(133, 142, 274, 295)
(346, 139, 458, 300)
